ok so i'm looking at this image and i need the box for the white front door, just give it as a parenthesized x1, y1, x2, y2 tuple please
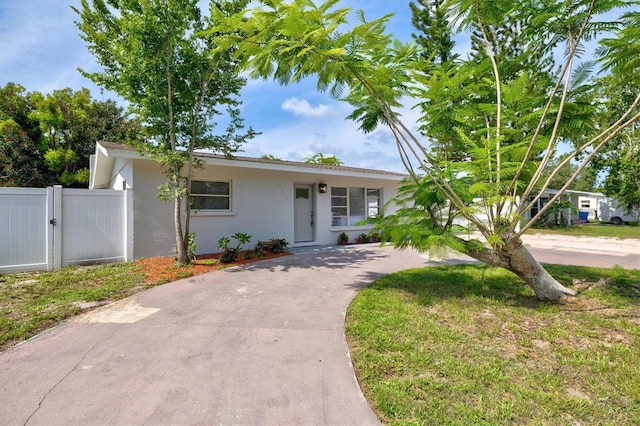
(294, 184, 314, 242)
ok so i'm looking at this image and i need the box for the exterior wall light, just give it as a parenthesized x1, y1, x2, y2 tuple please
(318, 182, 328, 193)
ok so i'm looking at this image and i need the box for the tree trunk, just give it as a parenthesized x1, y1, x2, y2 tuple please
(174, 193, 188, 265)
(465, 236, 576, 301)
(502, 242, 576, 301)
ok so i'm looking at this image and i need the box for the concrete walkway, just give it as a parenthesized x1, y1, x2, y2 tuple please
(1, 238, 638, 425)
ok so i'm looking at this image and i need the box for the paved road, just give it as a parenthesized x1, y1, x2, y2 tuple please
(1, 236, 638, 425)
(522, 234, 639, 269)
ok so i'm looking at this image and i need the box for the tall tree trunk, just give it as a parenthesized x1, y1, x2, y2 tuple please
(174, 182, 188, 265)
(465, 236, 576, 301)
(171, 164, 188, 265)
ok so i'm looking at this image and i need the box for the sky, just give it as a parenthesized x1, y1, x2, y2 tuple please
(0, 0, 427, 173)
(0, 1, 631, 173)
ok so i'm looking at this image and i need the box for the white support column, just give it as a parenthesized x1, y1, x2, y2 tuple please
(125, 188, 134, 261)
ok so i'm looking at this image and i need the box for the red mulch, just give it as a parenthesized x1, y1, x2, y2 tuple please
(134, 250, 290, 284)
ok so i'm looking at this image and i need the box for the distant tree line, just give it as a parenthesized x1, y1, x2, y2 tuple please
(0, 82, 141, 187)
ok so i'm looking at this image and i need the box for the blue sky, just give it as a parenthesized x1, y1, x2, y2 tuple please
(0, 0, 425, 172)
(0, 1, 632, 172)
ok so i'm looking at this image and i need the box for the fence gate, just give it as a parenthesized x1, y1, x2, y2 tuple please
(0, 186, 133, 273)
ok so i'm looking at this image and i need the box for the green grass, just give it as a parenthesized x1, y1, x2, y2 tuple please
(527, 223, 640, 239)
(0, 262, 149, 351)
(346, 264, 640, 425)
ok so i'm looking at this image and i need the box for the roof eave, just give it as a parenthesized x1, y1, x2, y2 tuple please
(198, 156, 407, 180)
(94, 141, 407, 181)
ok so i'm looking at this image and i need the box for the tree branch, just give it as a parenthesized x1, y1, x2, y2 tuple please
(508, 0, 597, 207)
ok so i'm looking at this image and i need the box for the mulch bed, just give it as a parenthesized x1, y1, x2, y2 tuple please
(134, 250, 290, 284)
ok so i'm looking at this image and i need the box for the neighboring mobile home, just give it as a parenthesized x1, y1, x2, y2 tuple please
(526, 189, 638, 225)
(90, 142, 406, 259)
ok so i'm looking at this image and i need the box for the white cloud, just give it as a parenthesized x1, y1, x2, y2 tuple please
(281, 97, 331, 117)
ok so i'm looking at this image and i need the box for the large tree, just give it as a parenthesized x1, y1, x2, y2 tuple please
(589, 76, 640, 219)
(74, 0, 256, 264)
(0, 83, 48, 187)
(30, 87, 142, 186)
(410, 0, 457, 66)
(0, 83, 139, 187)
(581, 10, 640, 219)
(538, 154, 599, 193)
(212, 0, 639, 300)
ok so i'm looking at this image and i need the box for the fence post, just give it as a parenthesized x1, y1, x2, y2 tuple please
(52, 185, 63, 270)
(46, 187, 54, 271)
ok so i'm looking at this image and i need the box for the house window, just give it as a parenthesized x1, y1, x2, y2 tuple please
(191, 180, 231, 211)
(331, 186, 381, 226)
(580, 200, 591, 208)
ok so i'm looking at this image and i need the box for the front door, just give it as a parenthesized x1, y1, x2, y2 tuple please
(294, 184, 314, 242)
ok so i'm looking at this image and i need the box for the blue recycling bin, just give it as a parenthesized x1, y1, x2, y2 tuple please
(578, 211, 589, 223)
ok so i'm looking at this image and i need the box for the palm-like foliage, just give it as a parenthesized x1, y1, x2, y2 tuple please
(211, 0, 640, 299)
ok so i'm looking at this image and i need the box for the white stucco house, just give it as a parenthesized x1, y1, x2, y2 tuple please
(89, 141, 406, 259)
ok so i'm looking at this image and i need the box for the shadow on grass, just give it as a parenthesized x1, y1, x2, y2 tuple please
(357, 264, 543, 308)
(356, 263, 640, 309)
(223, 244, 638, 307)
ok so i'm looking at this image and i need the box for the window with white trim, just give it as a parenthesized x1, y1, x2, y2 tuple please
(331, 186, 381, 226)
(191, 180, 231, 211)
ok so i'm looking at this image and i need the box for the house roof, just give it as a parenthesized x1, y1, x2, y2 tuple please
(542, 188, 606, 198)
(91, 141, 408, 189)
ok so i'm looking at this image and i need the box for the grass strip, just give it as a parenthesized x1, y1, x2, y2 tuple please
(527, 223, 640, 239)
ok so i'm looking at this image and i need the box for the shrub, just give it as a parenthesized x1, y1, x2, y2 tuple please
(356, 233, 370, 243)
(254, 238, 289, 256)
(267, 238, 288, 254)
(187, 232, 197, 262)
(338, 232, 349, 245)
(218, 232, 252, 263)
(369, 232, 382, 243)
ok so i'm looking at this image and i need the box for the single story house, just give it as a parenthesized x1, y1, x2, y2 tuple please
(90, 141, 407, 259)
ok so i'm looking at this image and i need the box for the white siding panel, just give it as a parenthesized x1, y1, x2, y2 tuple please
(0, 188, 48, 272)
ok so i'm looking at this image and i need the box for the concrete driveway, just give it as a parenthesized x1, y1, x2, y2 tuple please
(1, 246, 430, 425)
(1, 237, 638, 425)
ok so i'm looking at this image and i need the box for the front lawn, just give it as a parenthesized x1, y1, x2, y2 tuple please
(346, 264, 640, 425)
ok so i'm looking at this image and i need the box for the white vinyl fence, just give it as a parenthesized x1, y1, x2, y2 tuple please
(0, 186, 133, 273)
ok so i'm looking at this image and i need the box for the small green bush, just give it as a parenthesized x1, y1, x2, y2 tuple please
(218, 233, 252, 263)
(254, 238, 289, 255)
(356, 233, 370, 243)
(338, 232, 349, 245)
